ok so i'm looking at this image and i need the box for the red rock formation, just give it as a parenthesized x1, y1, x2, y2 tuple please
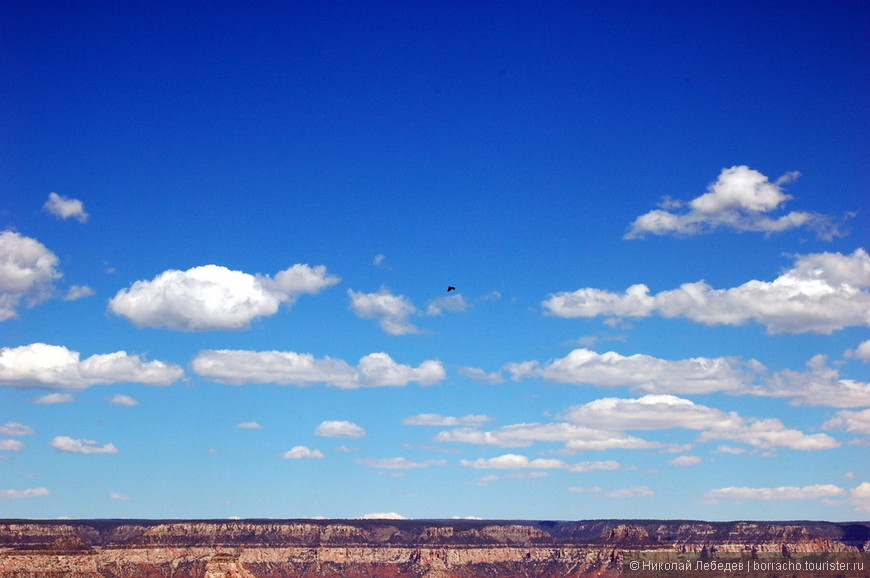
(0, 519, 867, 577)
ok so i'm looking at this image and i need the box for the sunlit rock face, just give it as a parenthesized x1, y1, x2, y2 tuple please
(0, 519, 868, 577)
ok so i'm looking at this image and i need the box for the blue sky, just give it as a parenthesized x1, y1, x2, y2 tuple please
(1, 1, 868, 521)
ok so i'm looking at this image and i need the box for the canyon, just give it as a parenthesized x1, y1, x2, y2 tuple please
(1, 519, 868, 577)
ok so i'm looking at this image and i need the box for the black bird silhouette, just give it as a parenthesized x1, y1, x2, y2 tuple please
(447, 286, 456, 292)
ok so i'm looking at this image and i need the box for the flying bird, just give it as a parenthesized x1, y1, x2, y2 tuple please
(447, 286, 456, 292)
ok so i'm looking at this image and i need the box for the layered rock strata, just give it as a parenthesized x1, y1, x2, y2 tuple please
(0, 519, 868, 577)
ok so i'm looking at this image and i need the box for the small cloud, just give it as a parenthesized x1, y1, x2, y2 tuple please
(355, 457, 447, 469)
(51, 436, 118, 455)
(360, 512, 407, 520)
(669, 455, 702, 466)
(62, 285, 95, 301)
(236, 421, 263, 429)
(604, 486, 654, 498)
(0, 440, 25, 451)
(624, 166, 845, 240)
(712, 445, 746, 455)
(0, 487, 50, 499)
(568, 486, 603, 493)
(107, 394, 138, 406)
(457, 366, 505, 384)
(373, 254, 387, 267)
(403, 413, 495, 427)
(705, 484, 845, 503)
(34, 393, 75, 404)
(109, 491, 130, 501)
(347, 287, 421, 335)
(426, 294, 468, 316)
(43, 192, 89, 223)
(0, 422, 36, 436)
(281, 446, 325, 460)
(315, 420, 367, 438)
(846, 339, 870, 362)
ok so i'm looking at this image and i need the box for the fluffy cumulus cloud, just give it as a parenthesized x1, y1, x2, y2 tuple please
(348, 288, 421, 335)
(849, 339, 870, 361)
(281, 446, 325, 459)
(348, 287, 468, 335)
(51, 436, 119, 455)
(315, 420, 367, 438)
(0, 440, 25, 451)
(459, 454, 620, 473)
(434, 422, 664, 452)
(505, 348, 754, 394)
(0, 343, 183, 391)
(823, 409, 870, 435)
(753, 354, 870, 407)
(109, 263, 339, 331)
(543, 249, 870, 334)
(0, 231, 61, 321)
(43, 192, 89, 223)
(561, 395, 743, 431)
(625, 166, 843, 239)
(0, 487, 50, 499)
(192, 349, 445, 389)
(403, 414, 495, 427)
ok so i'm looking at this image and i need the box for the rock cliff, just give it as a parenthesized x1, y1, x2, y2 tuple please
(1, 519, 868, 577)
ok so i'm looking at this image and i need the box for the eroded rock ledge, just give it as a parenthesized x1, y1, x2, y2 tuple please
(1, 519, 868, 577)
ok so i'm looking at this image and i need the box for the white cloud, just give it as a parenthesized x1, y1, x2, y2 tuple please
(315, 420, 367, 438)
(0, 422, 36, 436)
(562, 394, 743, 430)
(109, 263, 339, 331)
(109, 492, 131, 501)
(568, 486, 602, 493)
(543, 249, 870, 334)
(403, 413, 495, 427)
(348, 287, 420, 335)
(107, 394, 139, 406)
(481, 394, 840, 452)
(426, 294, 468, 316)
(697, 418, 840, 451)
(34, 393, 75, 404)
(460, 454, 620, 473)
(625, 166, 843, 240)
(0, 343, 184, 391)
(457, 366, 506, 384)
(848, 482, 870, 513)
(669, 455, 702, 466)
(236, 421, 263, 430)
(360, 512, 407, 520)
(51, 436, 119, 455)
(435, 422, 662, 452)
(355, 457, 447, 469)
(63, 285, 95, 301)
(506, 348, 753, 394)
(823, 409, 870, 435)
(604, 486, 654, 498)
(0, 440, 25, 451)
(0, 487, 50, 499)
(281, 446, 325, 459)
(0, 230, 61, 320)
(192, 349, 445, 389)
(43, 192, 89, 223)
(755, 354, 870, 407)
(846, 339, 870, 361)
(705, 484, 845, 502)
